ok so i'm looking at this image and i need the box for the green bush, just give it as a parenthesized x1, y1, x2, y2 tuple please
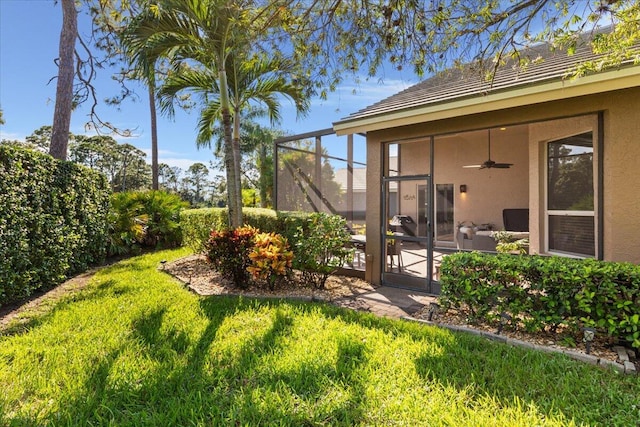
(292, 213, 354, 289)
(107, 190, 187, 256)
(180, 208, 229, 253)
(0, 145, 110, 307)
(439, 252, 640, 347)
(180, 207, 310, 253)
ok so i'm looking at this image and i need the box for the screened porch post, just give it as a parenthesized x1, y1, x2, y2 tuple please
(315, 135, 322, 212)
(347, 134, 354, 227)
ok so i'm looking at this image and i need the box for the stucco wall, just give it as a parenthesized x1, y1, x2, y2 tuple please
(601, 89, 640, 262)
(435, 129, 529, 232)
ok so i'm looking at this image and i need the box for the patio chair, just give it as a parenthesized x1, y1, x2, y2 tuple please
(387, 239, 403, 272)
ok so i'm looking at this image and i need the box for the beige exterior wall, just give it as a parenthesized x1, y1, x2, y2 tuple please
(435, 129, 529, 233)
(601, 89, 640, 262)
(363, 86, 640, 285)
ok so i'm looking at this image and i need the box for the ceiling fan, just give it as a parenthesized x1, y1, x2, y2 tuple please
(463, 129, 513, 169)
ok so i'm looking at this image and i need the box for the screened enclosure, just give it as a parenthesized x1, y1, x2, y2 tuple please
(274, 129, 367, 232)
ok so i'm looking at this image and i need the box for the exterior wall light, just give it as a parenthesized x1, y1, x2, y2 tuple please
(460, 184, 467, 193)
(583, 327, 596, 354)
(427, 302, 440, 321)
(496, 312, 512, 335)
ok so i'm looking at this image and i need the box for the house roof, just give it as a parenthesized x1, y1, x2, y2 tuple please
(334, 34, 640, 135)
(334, 167, 367, 192)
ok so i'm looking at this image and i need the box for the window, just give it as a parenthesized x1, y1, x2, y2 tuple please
(546, 132, 595, 257)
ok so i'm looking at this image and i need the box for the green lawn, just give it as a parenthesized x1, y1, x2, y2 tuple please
(1, 249, 638, 426)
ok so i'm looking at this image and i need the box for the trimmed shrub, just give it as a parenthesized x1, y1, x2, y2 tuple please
(439, 252, 640, 347)
(0, 145, 110, 307)
(180, 207, 310, 253)
(107, 190, 188, 256)
(180, 208, 229, 253)
(292, 213, 354, 289)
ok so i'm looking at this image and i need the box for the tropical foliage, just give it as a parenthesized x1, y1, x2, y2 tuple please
(123, 0, 309, 229)
(180, 207, 310, 253)
(248, 232, 294, 289)
(205, 225, 259, 287)
(107, 190, 188, 256)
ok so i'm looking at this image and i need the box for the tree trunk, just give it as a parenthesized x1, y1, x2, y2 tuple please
(258, 142, 268, 207)
(232, 111, 243, 219)
(219, 69, 242, 228)
(49, 0, 77, 160)
(148, 80, 159, 190)
(222, 108, 237, 226)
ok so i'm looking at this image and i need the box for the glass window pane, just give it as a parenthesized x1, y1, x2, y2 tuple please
(436, 184, 454, 242)
(547, 132, 594, 211)
(549, 215, 595, 256)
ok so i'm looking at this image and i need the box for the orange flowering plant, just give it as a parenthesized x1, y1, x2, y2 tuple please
(247, 232, 294, 290)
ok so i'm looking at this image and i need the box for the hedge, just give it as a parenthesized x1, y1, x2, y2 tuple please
(439, 252, 640, 347)
(0, 145, 110, 307)
(180, 207, 310, 253)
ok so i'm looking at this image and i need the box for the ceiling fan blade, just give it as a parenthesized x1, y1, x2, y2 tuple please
(461, 129, 515, 170)
(492, 163, 513, 168)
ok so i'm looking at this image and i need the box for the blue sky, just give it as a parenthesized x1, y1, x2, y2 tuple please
(0, 0, 416, 172)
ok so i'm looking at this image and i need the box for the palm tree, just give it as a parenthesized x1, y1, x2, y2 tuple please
(122, 0, 285, 227)
(158, 54, 308, 208)
(209, 118, 282, 208)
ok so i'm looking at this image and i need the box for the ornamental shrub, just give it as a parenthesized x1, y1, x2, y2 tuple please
(293, 213, 354, 289)
(439, 252, 640, 347)
(205, 225, 258, 287)
(107, 190, 187, 256)
(0, 145, 109, 307)
(248, 232, 294, 290)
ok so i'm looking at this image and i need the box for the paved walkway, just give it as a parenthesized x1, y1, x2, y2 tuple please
(334, 286, 438, 319)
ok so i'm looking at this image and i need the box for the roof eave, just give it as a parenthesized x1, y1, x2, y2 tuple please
(333, 66, 640, 136)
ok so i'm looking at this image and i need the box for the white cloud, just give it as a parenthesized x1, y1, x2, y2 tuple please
(159, 156, 220, 171)
(320, 77, 415, 108)
(0, 130, 26, 142)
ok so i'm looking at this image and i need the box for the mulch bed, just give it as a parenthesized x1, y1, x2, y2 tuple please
(163, 254, 377, 301)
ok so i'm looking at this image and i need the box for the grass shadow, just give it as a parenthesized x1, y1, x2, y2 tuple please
(412, 329, 640, 425)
